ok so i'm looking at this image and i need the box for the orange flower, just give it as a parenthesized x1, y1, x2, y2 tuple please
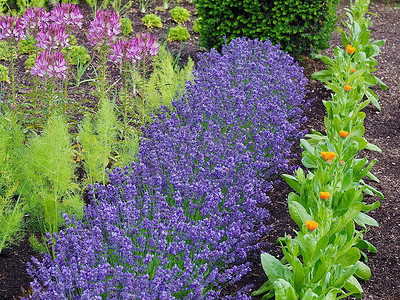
(340, 130, 349, 138)
(327, 159, 332, 164)
(344, 85, 352, 91)
(351, 68, 356, 72)
(305, 220, 319, 231)
(319, 191, 331, 200)
(340, 160, 345, 165)
(344, 82, 348, 85)
(321, 151, 337, 160)
(346, 44, 356, 54)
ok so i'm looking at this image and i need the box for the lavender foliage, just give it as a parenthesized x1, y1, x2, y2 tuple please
(26, 37, 308, 299)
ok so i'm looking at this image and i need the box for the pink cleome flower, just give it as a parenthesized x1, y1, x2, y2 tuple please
(20, 7, 50, 36)
(36, 23, 70, 50)
(30, 49, 67, 80)
(49, 3, 83, 31)
(0, 15, 25, 42)
(109, 38, 142, 65)
(87, 9, 121, 48)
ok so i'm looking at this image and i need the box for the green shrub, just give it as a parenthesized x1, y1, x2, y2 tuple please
(142, 13, 163, 28)
(169, 6, 191, 24)
(168, 25, 190, 42)
(62, 45, 91, 66)
(0, 64, 10, 83)
(119, 17, 132, 36)
(193, 17, 201, 33)
(196, 0, 340, 57)
(17, 37, 36, 55)
(25, 54, 35, 71)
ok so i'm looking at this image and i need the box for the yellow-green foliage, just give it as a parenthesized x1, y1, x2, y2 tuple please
(0, 41, 17, 61)
(145, 45, 194, 120)
(18, 115, 82, 236)
(119, 17, 133, 36)
(168, 25, 190, 42)
(193, 17, 202, 34)
(17, 37, 36, 55)
(25, 54, 35, 71)
(85, 0, 110, 9)
(0, 64, 10, 83)
(17, 0, 46, 14)
(78, 98, 118, 186)
(142, 13, 163, 29)
(69, 34, 77, 46)
(169, 6, 191, 24)
(62, 45, 91, 66)
(0, 117, 24, 252)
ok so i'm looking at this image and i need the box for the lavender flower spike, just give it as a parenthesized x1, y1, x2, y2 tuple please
(0, 15, 25, 42)
(87, 9, 121, 48)
(30, 50, 67, 80)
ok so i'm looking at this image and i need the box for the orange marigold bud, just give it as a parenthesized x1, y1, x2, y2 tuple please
(319, 191, 331, 200)
(351, 68, 356, 72)
(340, 160, 345, 165)
(340, 130, 349, 138)
(346, 44, 356, 54)
(344, 82, 348, 85)
(305, 220, 319, 231)
(344, 85, 352, 91)
(321, 151, 337, 160)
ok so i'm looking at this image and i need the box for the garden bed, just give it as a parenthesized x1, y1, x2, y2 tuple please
(0, 0, 399, 299)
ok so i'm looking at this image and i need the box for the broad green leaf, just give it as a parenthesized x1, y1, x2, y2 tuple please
(292, 257, 305, 294)
(343, 276, 363, 298)
(260, 253, 292, 283)
(282, 175, 301, 194)
(362, 201, 380, 213)
(355, 261, 371, 281)
(252, 280, 273, 296)
(354, 212, 379, 228)
(288, 201, 312, 229)
(274, 278, 297, 300)
(364, 142, 382, 152)
(336, 247, 361, 267)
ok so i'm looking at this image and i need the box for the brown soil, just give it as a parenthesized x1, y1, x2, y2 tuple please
(0, 0, 399, 299)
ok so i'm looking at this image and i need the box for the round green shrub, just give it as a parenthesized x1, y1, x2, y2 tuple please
(69, 34, 77, 46)
(119, 17, 133, 36)
(142, 13, 163, 29)
(18, 37, 36, 55)
(62, 45, 91, 66)
(0, 41, 17, 61)
(168, 25, 190, 42)
(169, 6, 191, 24)
(25, 54, 35, 71)
(0, 64, 10, 83)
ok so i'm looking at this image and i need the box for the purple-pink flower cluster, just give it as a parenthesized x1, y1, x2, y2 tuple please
(49, 2, 83, 31)
(20, 7, 50, 36)
(87, 9, 121, 47)
(25, 37, 308, 299)
(0, 15, 25, 42)
(30, 50, 67, 80)
(36, 23, 70, 50)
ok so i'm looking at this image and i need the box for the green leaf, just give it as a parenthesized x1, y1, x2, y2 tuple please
(274, 278, 297, 300)
(364, 142, 382, 152)
(260, 253, 292, 283)
(362, 201, 380, 213)
(252, 280, 273, 296)
(354, 212, 379, 228)
(292, 257, 305, 294)
(288, 201, 312, 229)
(282, 175, 301, 194)
(343, 276, 363, 298)
(336, 247, 361, 267)
(311, 69, 333, 82)
(355, 261, 371, 281)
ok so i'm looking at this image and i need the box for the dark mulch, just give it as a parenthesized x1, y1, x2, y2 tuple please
(1, 0, 399, 299)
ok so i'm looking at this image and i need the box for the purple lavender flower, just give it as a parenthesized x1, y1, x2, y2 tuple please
(20, 7, 50, 37)
(36, 23, 70, 50)
(49, 2, 83, 31)
(30, 49, 67, 80)
(109, 38, 141, 65)
(0, 15, 25, 42)
(87, 9, 121, 48)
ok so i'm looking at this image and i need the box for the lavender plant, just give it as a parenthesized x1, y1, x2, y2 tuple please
(26, 37, 309, 298)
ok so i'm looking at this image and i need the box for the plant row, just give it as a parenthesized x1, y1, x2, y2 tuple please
(252, 0, 386, 299)
(22, 37, 310, 298)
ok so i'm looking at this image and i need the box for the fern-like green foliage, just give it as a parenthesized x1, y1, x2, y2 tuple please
(142, 13, 163, 29)
(0, 64, 10, 83)
(0, 117, 25, 253)
(18, 115, 82, 237)
(167, 25, 190, 42)
(78, 98, 118, 186)
(115, 132, 140, 168)
(169, 6, 191, 24)
(145, 46, 194, 121)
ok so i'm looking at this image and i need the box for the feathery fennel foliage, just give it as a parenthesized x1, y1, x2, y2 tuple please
(0, 117, 24, 252)
(18, 115, 82, 240)
(78, 98, 118, 186)
(145, 46, 194, 122)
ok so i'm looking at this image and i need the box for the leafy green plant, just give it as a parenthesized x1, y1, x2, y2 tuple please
(0, 64, 10, 83)
(119, 16, 133, 36)
(193, 17, 201, 33)
(78, 98, 118, 186)
(62, 45, 91, 66)
(0, 41, 17, 61)
(17, 115, 83, 253)
(16, 0, 46, 14)
(167, 24, 190, 41)
(169, 6, 191, 24)
(142, 13, 163, 28)
(138, 0, 154, 13)
(17, 36, 36, 55)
